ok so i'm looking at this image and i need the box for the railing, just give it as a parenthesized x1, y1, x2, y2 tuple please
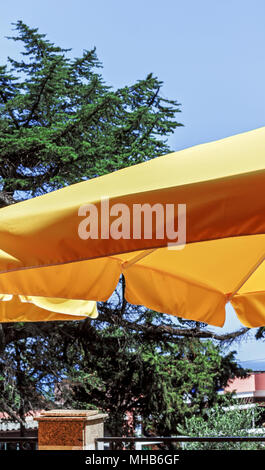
(95, 436, 265, 450)
(0, 436, 38, 450)
(1, 434, 265, 451)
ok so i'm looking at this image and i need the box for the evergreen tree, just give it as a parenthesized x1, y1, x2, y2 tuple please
(0, 20, 181, 204)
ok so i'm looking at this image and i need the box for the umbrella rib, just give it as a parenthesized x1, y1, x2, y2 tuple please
(228, 253, 265, 301)
(122, 248, 158, 269)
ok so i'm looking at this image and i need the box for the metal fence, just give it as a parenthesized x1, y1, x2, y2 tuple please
(0, 437, 38, 450)
(1, 435, 265, 451)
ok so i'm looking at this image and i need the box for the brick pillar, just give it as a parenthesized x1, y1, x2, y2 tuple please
(35, 410, 108, 450)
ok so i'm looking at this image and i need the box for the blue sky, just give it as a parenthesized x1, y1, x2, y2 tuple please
(1, 0, 265, 363)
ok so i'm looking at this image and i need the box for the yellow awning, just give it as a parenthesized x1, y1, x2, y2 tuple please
(0, 294, 98, 322)
(0, 126, 264, 327)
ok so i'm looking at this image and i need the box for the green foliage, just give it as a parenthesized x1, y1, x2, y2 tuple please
(177, 397, 265, 450)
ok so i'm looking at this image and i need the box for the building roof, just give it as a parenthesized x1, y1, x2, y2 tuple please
(0, 411, 41, 432)
(225, 372, 265, 399)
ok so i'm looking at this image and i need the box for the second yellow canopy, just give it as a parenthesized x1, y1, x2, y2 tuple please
(0, 294, 98, 322)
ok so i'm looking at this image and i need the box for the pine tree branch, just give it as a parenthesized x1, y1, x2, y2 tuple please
(98, 308, 249, 343)
(146, 86, 160, 107)
(0, 90, 20, 129)
(0, 400, 25, 426)
(22, 62, 58, 128)
(54, 95, 116, 142)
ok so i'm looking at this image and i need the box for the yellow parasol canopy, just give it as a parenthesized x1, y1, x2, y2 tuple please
(0, 294, 98, 322)
(0, 127, 264, 327)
